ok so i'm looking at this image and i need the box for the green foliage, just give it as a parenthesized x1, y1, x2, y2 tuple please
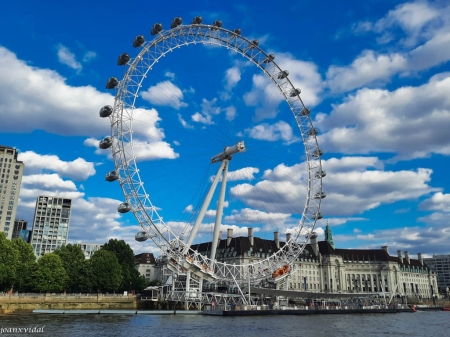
(90, 250, 122, 292)
(0, 232, 19, 291)
(54, 244, 87, 292)
(11, 238, 37, 292)
(32, 253, 69, 292)
(102, 239, 140, 291)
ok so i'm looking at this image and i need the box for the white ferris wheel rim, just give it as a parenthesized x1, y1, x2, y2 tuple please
(108, 21, 324, 283)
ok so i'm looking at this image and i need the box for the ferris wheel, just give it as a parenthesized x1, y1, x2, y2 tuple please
(98, 16, 325, 284)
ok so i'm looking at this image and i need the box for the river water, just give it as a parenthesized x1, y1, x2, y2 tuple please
(1, 311, 449, 337)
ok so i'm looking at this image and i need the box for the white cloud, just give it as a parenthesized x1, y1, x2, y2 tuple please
(82, 51, 97, 63)
(225, 106, 236, 121)
(141, 80, 187, 109)
(21, 174, 78, 191)
(329, 2, 450, 92)
(225, 66, 241, 90)
(419, 192, 450, 212)
(355, 0, 441, 46)
(244, 120, 300, 144)
(57, 44, 82, 71)
(178, 113, 193, 129)
(191, 111, 213, 125)
(0, 46, 116, 136)
(231, 156, 438, 216)
(317, 73, 450, 159)
(18, 151, 96, 181)
(224, 208, 291, 224)
(243, 51, 323, 120)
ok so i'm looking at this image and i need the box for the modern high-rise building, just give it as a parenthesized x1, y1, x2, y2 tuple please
(74, 242, 103, 259)
(12, 219, 30, 242)
(0, 145, 25, 240)
(30, 196, 72, 258)
(423, 254, 450, 293)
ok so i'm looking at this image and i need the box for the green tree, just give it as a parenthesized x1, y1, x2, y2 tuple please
(32, 253, 69, 292)
(54, 244, 86, 292)
(90, 250, 122, 293)
(0, 232, 19, 291)
(102, 239, 140, 291)
(11, 238, 37, 292)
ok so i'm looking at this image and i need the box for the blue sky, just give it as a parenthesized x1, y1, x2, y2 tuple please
(1, 0, 450, 258)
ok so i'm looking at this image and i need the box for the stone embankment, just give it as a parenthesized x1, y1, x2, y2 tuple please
(0, 293, 147, 313)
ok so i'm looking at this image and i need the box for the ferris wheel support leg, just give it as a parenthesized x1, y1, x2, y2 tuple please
(183, 160, 226, 254)
(209, 160, 229, 269)
(185, 270, 191, 310)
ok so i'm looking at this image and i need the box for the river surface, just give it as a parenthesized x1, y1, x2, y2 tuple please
(1, 311, 449, 337)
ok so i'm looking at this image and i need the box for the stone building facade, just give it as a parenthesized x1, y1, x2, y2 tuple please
(154, 226, 438, 298)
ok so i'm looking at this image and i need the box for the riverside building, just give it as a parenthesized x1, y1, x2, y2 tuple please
(30, 196, 72, 258)
(135, 253, 157, 282)
(0, 145, 25, 240)
(154, 225, 438, 299)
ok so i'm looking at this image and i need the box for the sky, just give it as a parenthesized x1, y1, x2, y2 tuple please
(1, 0, 449, 258)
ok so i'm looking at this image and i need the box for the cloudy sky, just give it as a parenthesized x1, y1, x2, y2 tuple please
(1, 0, 449, 258)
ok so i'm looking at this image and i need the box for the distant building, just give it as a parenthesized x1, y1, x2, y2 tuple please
(12, 219, 28, 240)
(74, 243, 103, 259)
(154, 227, 438, 298)
(30, 196, 72, 258)
(0, 145, 25, 240)
(135, 253, 157, 282)
(423, 254, 450, 293)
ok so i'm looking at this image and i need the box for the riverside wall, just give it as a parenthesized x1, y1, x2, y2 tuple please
(0, 293, 148, 313)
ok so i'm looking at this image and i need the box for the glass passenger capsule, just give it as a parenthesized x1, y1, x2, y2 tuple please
(151, 23, 163, 35)
(249, 40, 259, 48)
(99, 105, 113, 118)
(212, 20, 222, 28)
(312, 149, 324, 158)
(314, 192, 326, 199)
(314, 170, 327, 178)
(233, 28, 242, 35)
(106, 77, 119, 89)
(314, 212, 324, 220)
(192, 16, 202, 24)
(132, 35, 145, 48)
(308, 128, 319, 137)
(99, 137, 112, 149)
(300, 107, 310, 116)
(171, 17, 182, 28)
(263, 54, 275, 63)
(105, 170, 118, 182)
(290, 88, 301, 97)
(277, 70, 289, 79)
(135, 231, 149, 242)
(118, 202, 132, 214)
(117, 53, 130, 66)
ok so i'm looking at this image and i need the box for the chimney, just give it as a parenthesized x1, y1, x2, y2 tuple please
(310, 232, 319, 257)
(381, 246, 389, 255)
(397, 250, 403, 264)
(274, 231, 280, 249)
(227, 228, 233, 246)
(248, 227, 254, 246)
(404, 251, 410, 264)
(286, 232, 292, 243)
(218, 231, 222, 246)
(418, 253, 423, 266)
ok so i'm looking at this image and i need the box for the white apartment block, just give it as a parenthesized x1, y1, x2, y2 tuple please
(74, 242, 103, 259)
(30, 196, 72, 258)
(0, 145, 24, 240)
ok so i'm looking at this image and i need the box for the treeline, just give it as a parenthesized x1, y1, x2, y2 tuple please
(0, 233, 157, 293)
